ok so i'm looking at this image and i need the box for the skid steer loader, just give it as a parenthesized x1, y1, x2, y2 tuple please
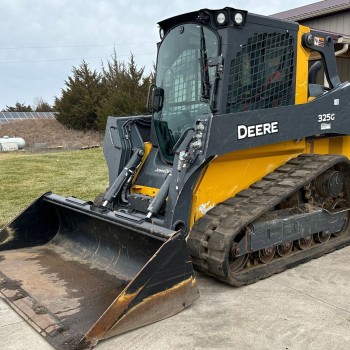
(2, 6, 350, 350)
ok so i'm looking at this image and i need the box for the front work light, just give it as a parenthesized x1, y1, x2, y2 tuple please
(216, 12, 227, 25)
(234, 12, 244, 25)
(159, 28, 165, 40)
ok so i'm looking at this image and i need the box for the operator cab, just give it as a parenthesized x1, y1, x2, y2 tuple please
(152, 8, 299, 163)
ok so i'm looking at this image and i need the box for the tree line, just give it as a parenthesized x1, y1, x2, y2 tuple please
(4, 52, 154, 131)
(2, 98, 55, 112)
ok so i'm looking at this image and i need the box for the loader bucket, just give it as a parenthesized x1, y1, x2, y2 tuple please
(0, 193, 199, 350)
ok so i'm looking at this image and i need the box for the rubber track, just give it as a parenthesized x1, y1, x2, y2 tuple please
(187, 154, 350, 286)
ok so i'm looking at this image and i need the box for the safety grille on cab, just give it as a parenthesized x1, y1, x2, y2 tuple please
(226, 32, 295, 113)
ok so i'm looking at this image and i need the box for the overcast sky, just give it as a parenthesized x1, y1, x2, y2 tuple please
(0, 0, 317, 110)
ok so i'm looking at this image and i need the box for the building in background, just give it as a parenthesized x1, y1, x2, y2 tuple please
(273, 0, 350, 83)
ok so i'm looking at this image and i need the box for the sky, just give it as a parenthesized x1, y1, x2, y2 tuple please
(0, 0, 317, 110)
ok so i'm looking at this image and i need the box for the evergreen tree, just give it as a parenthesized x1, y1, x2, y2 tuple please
(55, 61, 104, 130)
(3, 102, 33, 112)
(54, 53, 154, 131)
(96, 53, 154, 129)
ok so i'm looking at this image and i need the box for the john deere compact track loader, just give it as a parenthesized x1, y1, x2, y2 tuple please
(2, 7, 350, 349)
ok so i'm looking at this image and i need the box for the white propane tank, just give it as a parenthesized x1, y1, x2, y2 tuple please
(0, 136, 26, 152)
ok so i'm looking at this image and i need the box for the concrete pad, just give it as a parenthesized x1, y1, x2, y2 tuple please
(0, 300, 22, 328)
(1, 246, 350, 350)
(0, 319, 53, 350)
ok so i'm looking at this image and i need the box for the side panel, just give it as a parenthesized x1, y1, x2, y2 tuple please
(190, 140, 306, 226)
(205, 82, 350, 157)
(306, 135, 350, 159)
(103, 116, 151, 186)
(190, 134, 350, 227)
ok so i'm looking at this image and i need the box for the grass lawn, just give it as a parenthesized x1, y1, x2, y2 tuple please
(0, 148, 108, 228)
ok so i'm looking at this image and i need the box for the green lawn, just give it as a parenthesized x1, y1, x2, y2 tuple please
(0, 148, 108, 228)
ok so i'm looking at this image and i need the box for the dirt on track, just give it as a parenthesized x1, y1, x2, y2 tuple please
(0, 119, 103, 152)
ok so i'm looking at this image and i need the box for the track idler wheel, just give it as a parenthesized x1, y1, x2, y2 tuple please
(295, 235, 313, 250)
(314, 231, 331, 243)
(332, 199, 349, 237)
(256, 246, 276, 264)
(276, 241, 293, 257)
(229, 244, 248, 272)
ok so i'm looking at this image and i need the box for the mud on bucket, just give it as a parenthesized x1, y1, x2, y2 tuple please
(0, 193, 199, 350)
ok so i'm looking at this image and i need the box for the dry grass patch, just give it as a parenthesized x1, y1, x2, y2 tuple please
(0, 119, 103, 151)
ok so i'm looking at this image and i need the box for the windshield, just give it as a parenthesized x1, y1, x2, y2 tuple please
(154, 24, 218, 162)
